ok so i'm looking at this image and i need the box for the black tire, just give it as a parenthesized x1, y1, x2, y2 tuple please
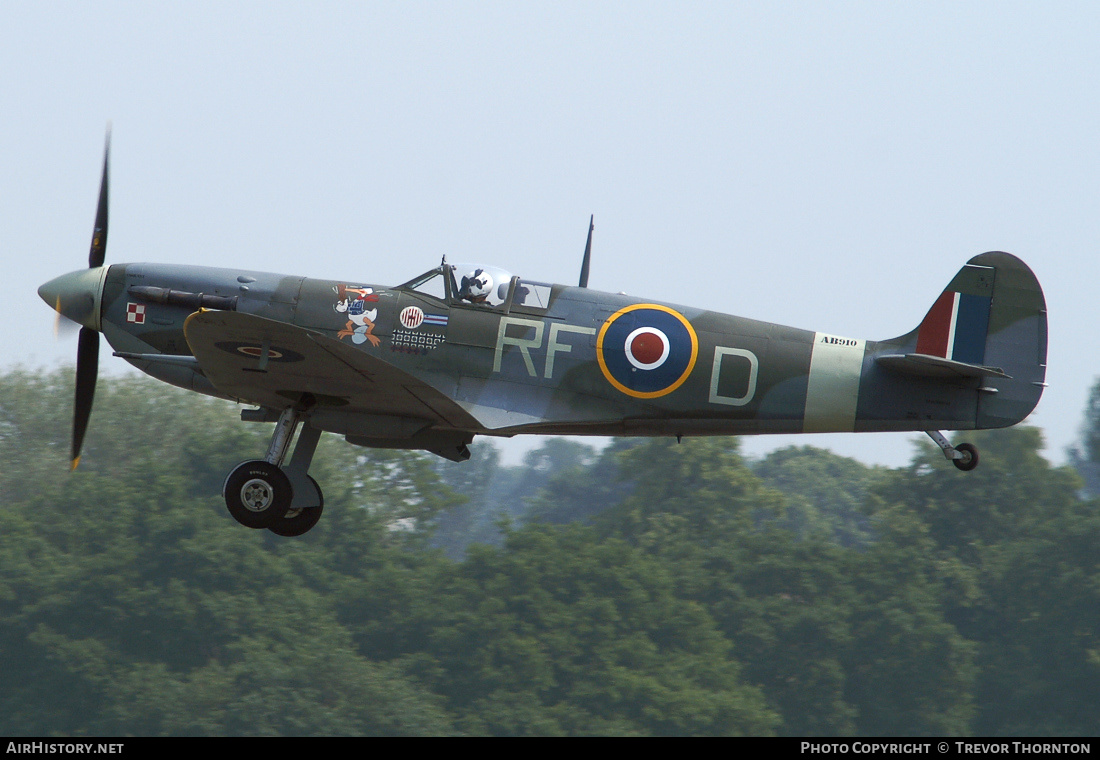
(223, 460, 294, 529)
(952, 443, 979, 471)
(269, 476, 324, 537)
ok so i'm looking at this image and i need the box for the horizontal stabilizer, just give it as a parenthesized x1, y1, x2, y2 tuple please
(876, 353, 1012, 380)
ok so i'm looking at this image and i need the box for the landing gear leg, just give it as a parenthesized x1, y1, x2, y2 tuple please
(269, 424, 324, 537)
(927, 431, 980, 471)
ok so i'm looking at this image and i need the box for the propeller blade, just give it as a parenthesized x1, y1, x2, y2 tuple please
(578, 215, 594, 288)
(53, 296, 79, 338)
(88, 127, 110, 269)
(71, 326, 100, 470)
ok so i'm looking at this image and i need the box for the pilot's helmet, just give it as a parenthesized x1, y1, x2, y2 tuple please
(461, 268, 494, 301)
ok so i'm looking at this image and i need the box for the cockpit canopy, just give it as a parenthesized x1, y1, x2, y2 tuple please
(400, 263, 553, 310)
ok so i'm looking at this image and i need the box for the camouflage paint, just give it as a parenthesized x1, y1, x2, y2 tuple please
(70, 250, 1045, 453)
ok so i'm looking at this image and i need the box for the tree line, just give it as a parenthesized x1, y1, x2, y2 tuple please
(0, 368, 1097, 736)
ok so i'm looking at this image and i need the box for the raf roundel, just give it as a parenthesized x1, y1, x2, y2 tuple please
(596, 304, 699, 398)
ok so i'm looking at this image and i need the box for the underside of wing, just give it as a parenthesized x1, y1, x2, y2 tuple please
(183, 310, 481, 431)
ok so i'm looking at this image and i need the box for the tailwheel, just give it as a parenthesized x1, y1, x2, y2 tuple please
(952, 442, 979, 471)
(269, 476, 324, 537)
(926, 431, 980, 472)
(224, 460, 294, 529)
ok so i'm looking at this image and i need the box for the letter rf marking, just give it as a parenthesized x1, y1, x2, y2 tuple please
(545, 323, 596, 378)
(494, 317, 544, 376)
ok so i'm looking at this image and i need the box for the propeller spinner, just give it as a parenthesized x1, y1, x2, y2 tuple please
(38, 129, 111, 469)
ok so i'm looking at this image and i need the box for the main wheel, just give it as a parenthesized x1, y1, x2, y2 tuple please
(269, 476, 324, 537)
(224, 460, 294, 529)
(952, 443, 979, 471)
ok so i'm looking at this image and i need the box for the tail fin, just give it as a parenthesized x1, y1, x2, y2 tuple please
(881, 252, 1047, 429)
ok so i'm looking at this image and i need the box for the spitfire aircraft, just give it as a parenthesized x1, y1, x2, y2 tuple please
(40, 135, 1048, 536)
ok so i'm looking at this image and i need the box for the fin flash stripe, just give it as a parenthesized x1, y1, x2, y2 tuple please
(916, 291, 992, 365)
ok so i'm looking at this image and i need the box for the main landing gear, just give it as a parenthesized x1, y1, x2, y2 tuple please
(927, 431, 979, 471)
(223, 407, 324, 536)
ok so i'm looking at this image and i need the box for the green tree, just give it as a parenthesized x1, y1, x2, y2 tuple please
(1069, 376, 1100, 495)
(409, 522, 778, 735)
(594, 439, 863, 734)
(431, 437, 603, 555)
(523, 437, 639, 526)
(430, 442, 503, 557)
(596, 437, 784, 550)
(8, 367, 1099, 736)
(867, 427, 1098, 735)
(709, 529, 860, 735)
(0, 369, 455, 735)
(841, 503, 977, 735)
(752, 445, 881, 546)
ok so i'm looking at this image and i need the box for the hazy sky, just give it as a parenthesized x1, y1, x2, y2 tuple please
(5, 2, 1099, 468)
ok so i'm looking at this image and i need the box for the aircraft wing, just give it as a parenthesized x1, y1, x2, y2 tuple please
(183, 310, 480, 428)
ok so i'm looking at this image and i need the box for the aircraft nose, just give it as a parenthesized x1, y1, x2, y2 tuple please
(38, 267, 107, 331)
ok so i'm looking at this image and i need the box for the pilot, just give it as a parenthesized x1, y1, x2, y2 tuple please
(459, 268, 494, 304)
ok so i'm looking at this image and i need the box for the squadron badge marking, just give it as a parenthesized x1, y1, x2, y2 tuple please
(334, 284, 381, 347)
